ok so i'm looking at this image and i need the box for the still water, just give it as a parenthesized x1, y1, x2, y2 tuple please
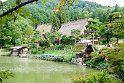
(0, 56, 95, 83)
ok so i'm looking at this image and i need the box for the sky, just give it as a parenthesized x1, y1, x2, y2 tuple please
(0, 0, 7, 2)
(84, 0, 124, 7)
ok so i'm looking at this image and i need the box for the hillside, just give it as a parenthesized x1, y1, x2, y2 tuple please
(24, 0, 107, 24)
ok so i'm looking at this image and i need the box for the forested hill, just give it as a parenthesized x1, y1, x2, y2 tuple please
(74, 0, 104, 11)
(24, 0, 108, 25)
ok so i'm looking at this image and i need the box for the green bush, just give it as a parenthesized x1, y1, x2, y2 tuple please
(72, 44, 84, 52)
(72, 72, 122, 83)
(0, 71, 14, 83)
(100, 44, 124, 81)
(61, 35, 75, 45)
(86, 44, 124, 81)
(47, 45, 65, 50)
(39, 40, 50, 48)
(108, 58, 124, 81)
(85, 55, 109, 69)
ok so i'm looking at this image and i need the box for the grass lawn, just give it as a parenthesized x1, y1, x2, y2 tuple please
(37, 49, 74, 62)
(43, 49, 73, 57)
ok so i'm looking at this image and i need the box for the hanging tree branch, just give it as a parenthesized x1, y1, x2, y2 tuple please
(0, 0, 78, 18)
(0, 0, 38, 18)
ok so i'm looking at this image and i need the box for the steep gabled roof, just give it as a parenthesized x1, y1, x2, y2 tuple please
(59, 18, 88, 36)
(36, 24, 52, 34)
(36, 18, 89, 36)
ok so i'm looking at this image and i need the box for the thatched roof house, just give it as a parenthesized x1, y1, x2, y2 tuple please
(59, 18, 89, 36)
(36, 24, 52, 34)
(36, 18, 89, 36)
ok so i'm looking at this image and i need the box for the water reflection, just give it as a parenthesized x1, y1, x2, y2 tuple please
(0, 56, 95, 83)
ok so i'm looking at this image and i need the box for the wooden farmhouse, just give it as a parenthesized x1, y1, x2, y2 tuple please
(59, 18, 89, 36)
(36, 18, 89, 36)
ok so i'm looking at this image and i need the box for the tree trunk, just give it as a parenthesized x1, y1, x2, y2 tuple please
(117, 38, 119, 44)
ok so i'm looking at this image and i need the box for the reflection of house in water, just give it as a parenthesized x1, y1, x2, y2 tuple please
(11, 46, 28, 57)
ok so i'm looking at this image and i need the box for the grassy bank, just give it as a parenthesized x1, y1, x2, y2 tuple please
(32, 49, 74, 62)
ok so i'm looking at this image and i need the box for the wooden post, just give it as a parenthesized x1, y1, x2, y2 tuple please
(92, 31, 95, 45)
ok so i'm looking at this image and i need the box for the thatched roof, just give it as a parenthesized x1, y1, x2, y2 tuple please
(59, 18, 89, 36)
(36, 18, 89, 36)
(36, 24, 52, 34)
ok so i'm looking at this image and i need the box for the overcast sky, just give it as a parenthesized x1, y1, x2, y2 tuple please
(84, 0, 124, 7)
(0, 0, 7, 2)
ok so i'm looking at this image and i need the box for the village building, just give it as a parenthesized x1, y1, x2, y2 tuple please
(36, 18, 99, 45)
(59, 18, 89, 36)
(36, 18, 89, 36)
(37, 24, 52, 34)
(10, 46, 28, 57)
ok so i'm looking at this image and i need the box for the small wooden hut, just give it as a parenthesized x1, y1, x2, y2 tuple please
(11, 46, 28, 57)
(85, 45, 93, 55)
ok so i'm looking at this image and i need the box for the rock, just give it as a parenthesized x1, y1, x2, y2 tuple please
(71, 58, 83, 65)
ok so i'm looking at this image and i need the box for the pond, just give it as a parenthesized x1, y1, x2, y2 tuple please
(0, 56, 96, 83)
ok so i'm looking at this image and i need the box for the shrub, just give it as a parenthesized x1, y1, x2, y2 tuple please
(61, 35, 75, 45)
(72, 72, 122, 83)
(85, 54, 109, 69)
(108, 58, 124, 81)
(39, 40, 50, 48)
(0, 71, 14, 83)
(87, 44, 124, 81)
(72, 44, 85, 52)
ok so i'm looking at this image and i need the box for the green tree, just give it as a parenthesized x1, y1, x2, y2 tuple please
(91, 8, 112, 22)
(71, 29, 80, 37)
(85, 19, 100, 44)
(23, 26, 34, 44)
(112, 4, 121, 13)
(61, 35, 75, 45)
(46, 32, 62, 45)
